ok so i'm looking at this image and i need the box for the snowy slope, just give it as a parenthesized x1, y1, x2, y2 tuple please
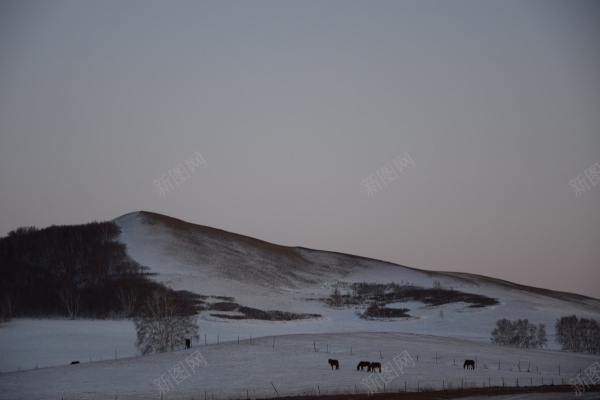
(114, 211, 600, 346)
(1, 331, 598, 399)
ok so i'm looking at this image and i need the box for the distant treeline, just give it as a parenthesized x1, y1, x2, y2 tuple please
(322, 281, 499, 321)
(0, 221, 200, 320)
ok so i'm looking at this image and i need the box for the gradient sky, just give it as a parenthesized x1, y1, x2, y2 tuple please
(1, 1, 599, 298)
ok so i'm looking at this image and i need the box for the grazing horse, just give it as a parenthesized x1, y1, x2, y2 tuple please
(463, 359, 475, 370)
(328, 359, 339, 370)
(357, 361, 371, 371)
(368, 362, 382, 372)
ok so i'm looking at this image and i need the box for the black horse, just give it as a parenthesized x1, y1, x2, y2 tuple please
(357, 361, 371, 371)
(463, 359, 475, 370)
(368, 362, 382, 372)
(328, 359, 339, 370)
(70, 361, 80, 365)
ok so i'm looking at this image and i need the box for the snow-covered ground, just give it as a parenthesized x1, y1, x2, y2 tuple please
(1, 331, 598, 400)
(1, 211, 599, 399)
(0, 319, 137, 373)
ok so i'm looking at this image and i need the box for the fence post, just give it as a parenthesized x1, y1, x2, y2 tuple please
(271, 382, 280, 397)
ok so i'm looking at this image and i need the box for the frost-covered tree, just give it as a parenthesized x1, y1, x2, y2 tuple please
(491, 318, 514, 345)
(555, 315, 581, 352)
(134, 290, 199, 355)
(580, 319, 600, 354)
(491, 318, 546, 349)
(556, 316, 600, 354)
(536, 323, 547, 349)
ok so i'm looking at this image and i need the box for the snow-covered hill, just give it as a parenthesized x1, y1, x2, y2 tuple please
(1, 210, 598, 399)
(114, 211, 600, 345)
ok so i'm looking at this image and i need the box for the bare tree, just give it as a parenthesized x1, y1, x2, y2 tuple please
(134, 291, 199, 355)
(331, 286, 342, 308)
(556, 316, 600, 354)
(491, 318, 546, 349)
(117, 286, 138, 318)
(536, 323, 547, 348)
(1, 290, 18, 322)
(555, 315, 581, 352)
(59, 284, 80, 320)
(491, 318, 513, 345)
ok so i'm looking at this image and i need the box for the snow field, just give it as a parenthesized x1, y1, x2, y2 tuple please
(0, 319, 137, 373)
(0, 331, 597, 400)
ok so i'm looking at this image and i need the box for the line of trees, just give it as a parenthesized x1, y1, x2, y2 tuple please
(0, 221, 201, 320)
(555, 315, 600, 354)
(490, 318, 547, 349)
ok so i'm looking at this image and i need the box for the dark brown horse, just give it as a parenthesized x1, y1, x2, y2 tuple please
(463, 359, 475, 369)
(328, 359, 339, 370)
(368, 362, 382, 372)
(357, 361, 370, 371)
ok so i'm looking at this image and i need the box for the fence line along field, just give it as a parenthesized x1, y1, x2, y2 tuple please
(1, 331, 598, 399)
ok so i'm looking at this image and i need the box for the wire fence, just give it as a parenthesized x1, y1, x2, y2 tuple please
(6, 379, 585, 400)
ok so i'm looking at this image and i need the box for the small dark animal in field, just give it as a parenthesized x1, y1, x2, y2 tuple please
(185, 338, 191, 349)
(463, 359, 475, 370)
(369, 362, 381, 372)
(328, 359, 339, 370)
(70, 361, 80, 365)
(357, 361, 371, 371)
